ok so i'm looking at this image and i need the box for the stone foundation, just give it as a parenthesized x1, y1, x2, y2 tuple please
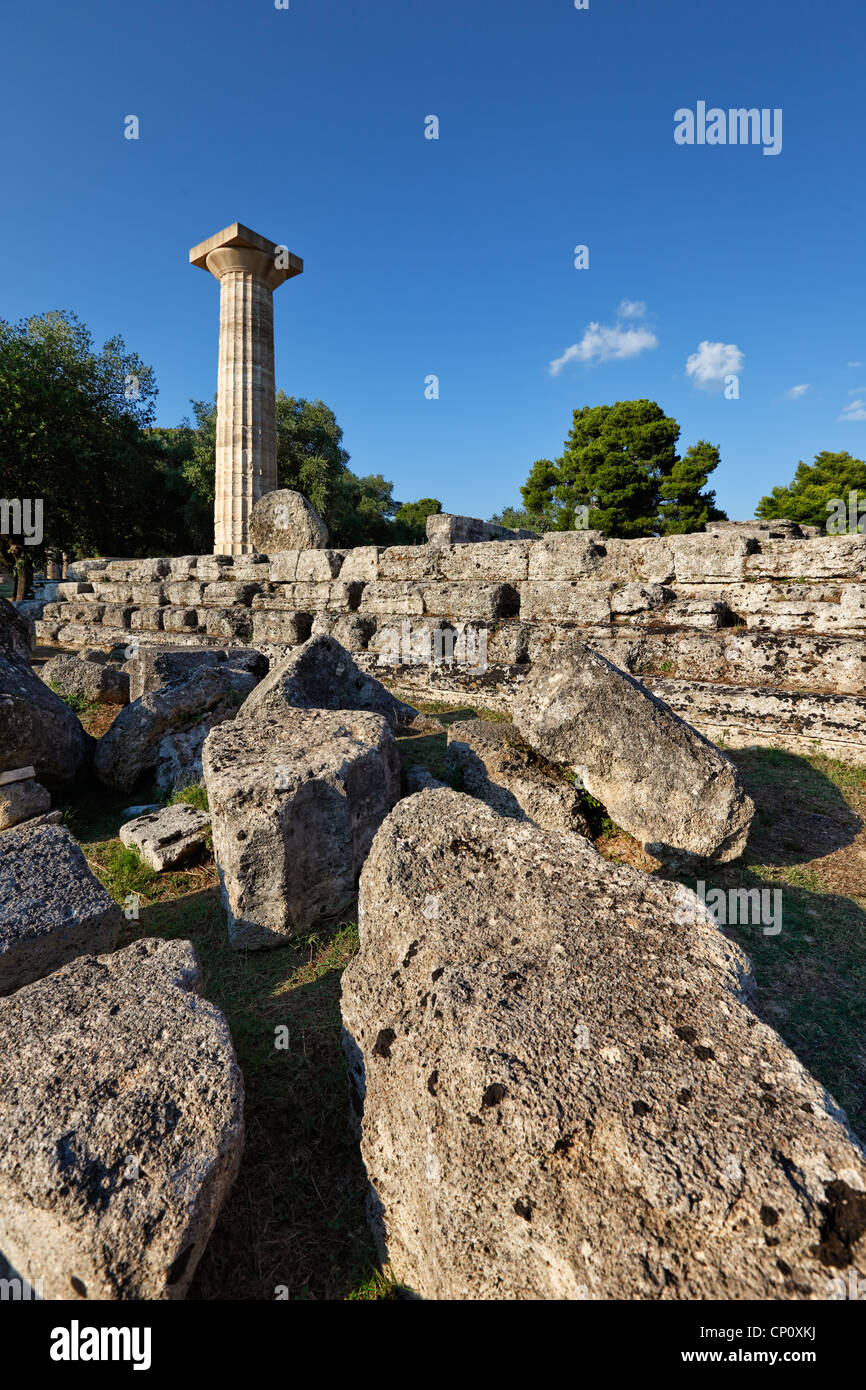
(32, 529, 866, 764)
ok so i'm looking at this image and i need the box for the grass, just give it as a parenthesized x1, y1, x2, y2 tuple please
(167, 782, 210, 812)
(55, 695, 866, 1298)
(47, 678, 100, 717)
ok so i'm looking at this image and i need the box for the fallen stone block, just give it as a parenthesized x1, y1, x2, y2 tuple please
(0, 776, 51, 831)
(446, 718, 590, 835)
(119, 803, 211, 871)
(203, 707, 401, 949)
(41, 653, 130, 706)
(427, 513, 539, 544)
(0, 938, 243, 1299)
(342, 788, 866, 1300)
(123, 645, 268, 702)
(237, 634, 415, 729)
(0, 600, 88, 787)
(250, 488, 328, 552)
(513, 639, 754, 867)
(94, 665, 258, 793)
(0, 824, 120, 995)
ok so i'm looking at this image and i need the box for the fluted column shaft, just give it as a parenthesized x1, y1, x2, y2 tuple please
(206, 246, 283, 555)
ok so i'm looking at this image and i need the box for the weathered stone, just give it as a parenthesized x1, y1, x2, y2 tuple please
(237, 634, 416, 729)
(310, 613, 377, 649)
(0, 824, 120, 995)
(526, 531, 607, 581)
(0, 600, 88, 787)
(0, 937, 243, 1299)
(120, 803, 211, 871)
(427, 514, 539, 545)
(123, 646, 268, 702)
(202, 581, 261, 606)
(420, 582, 520, 622)
(203, 607, 253, 641)
(340, 547, 382, 583)
(0, 777, 51, 831)
(520, 581, 612, 623)
(513, 639, 754, 866)
(359, 581, 425, 616)
(203, 708, 400, 949)
(130, 607, 164, 632)
(446, 719, 589, 835)
(295, 549, 347, 582)
(162, 607, 202, 633)
(439, 541, 532, 584)
(342, 789, 866, 1300)
(93, 665, 258, 793)
(249, 488, 327, 554)
(250, 609, 314, 646)
(378, 546, 444, 581)
(41, 653, 130, 706)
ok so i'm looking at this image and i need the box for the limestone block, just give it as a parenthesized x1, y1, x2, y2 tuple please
(268, 551, 302, 583)
(513, 639, 754, 867)
(438, 541, 532, 584)
(93, 582, 135, 603)
(204, 608, 253, 641)
(340, 547, 382, 583)
(309, 613, 377, 649)
(446, 719, 589, 835)
(0, 777, 51, 831)
(0, 937, 243, 1299)
(378, 546, 444, 581)
(202, 581, 261, 607)
(520, 581, 612, 623)
(526, 532, 607, 581)
(124, 646, 267, 702)
(163, 607, 202, 633)
(195, 556, 235, 583)
(55, 582, 93, 598)
(250, 489, 328, 553)
(250, 609, 314, 646)
(120, 803, 211, 871)
(421, 583, 521, 621)
(237, 634, 415, 728)
(295, 549, 347, 582)
(744, 536, 866, 581)
(359, 582, 425, 617)
(101, 604, 135, 630)
(0, 824, 120, 995)
(130, 607, 164, 632)
(166, 581, 207, 606)
(202, 708, 400, 948)
(342, 788, 866, 1300)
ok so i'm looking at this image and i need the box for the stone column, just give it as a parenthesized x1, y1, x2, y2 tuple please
(190, 223, 303, 555)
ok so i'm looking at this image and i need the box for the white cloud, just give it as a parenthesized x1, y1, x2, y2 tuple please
(549, 302, 658, 376)
(838, 399, 866, 422)
(785, 383, 811, 400)
(848, 361, 864, 367)
(685, 340, 744, 391)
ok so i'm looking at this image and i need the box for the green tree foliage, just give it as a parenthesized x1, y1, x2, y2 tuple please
(756, 451, 866, 531)
(488, 505, 559, 533)
(517, 401, 726, 537)
(0, 310, 165, 593)
(658, 440, 727, 534)
(392, 498, 442, 544)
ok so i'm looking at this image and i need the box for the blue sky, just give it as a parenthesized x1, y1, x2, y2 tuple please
(2, 0, 864, 521)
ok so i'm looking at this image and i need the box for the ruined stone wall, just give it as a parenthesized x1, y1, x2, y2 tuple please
(34, 529, 866, 763)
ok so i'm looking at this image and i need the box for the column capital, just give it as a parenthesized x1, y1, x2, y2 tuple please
(189, 221, 303, 290)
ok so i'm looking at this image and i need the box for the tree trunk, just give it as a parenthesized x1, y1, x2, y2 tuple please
(15, 561, 32, 601)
